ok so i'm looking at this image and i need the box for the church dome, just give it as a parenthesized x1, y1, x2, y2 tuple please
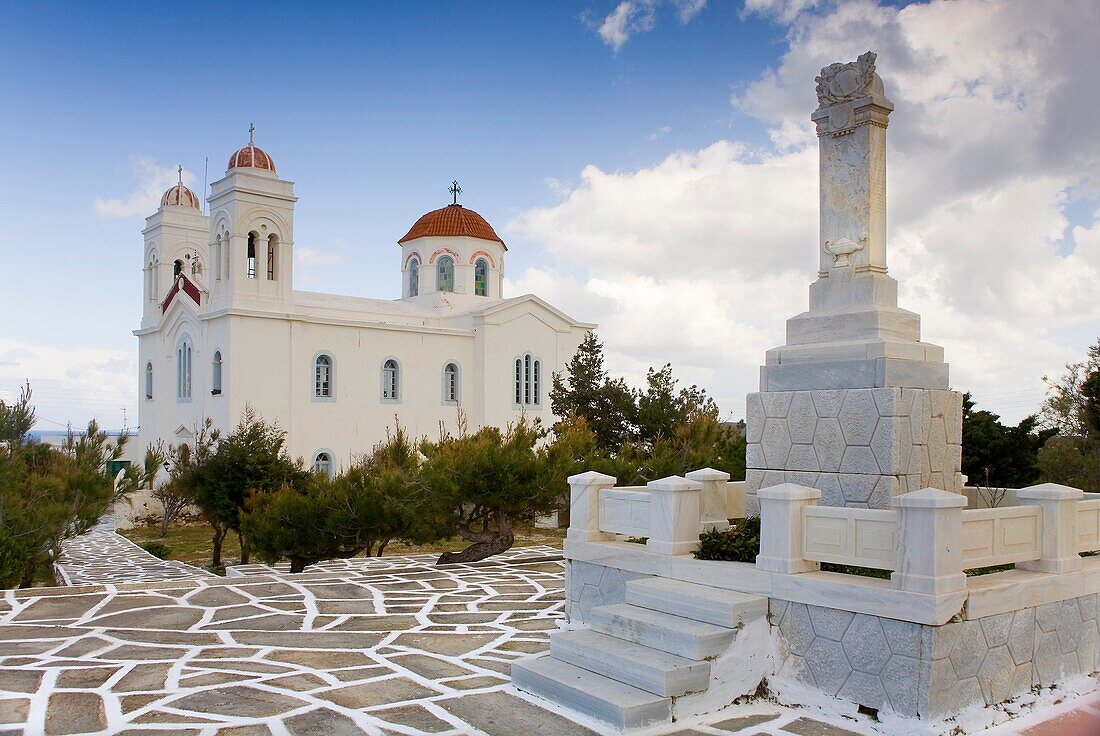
(161, 182, 200, 209)
(227, 126, 276, 174)
(398, 204, 506, 249)
(227, 144, 276, 173)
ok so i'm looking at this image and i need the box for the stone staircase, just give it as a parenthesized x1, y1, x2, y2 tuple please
(512, 577, 769, 731)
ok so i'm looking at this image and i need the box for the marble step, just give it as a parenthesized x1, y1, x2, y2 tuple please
(626, 577, 769, 628)
(511, 654, 671, 731)
(549, 628, 710, 697)
(589, 603, 735, 660)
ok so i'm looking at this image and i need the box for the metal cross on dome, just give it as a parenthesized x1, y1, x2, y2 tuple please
(248, 123, 255, 146)
(449, 180, 462, 205)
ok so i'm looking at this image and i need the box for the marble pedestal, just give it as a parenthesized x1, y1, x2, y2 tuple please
(745, 386, 963, 512)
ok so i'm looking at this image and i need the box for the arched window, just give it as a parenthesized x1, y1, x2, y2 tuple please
(266, 235, 278, 280)
(409, 258, 420, 297)
(513, 353, 541, 407)
(382, 359, 400, 402)
(436, 256, 455, 293)
(246, 232, 257, 279)
(173, 259, 183, 279)
(211, 351, 223, 395)
(474, 258, 489, 297)
(213, 236, 222, 281)
(443, 362, 460, 404)
(312, 451, 333, 479)
(176, 338, 192, 400)
(147, 261, 156, 301)
(222, 233, 230, 278)
(144, 362, 153, 400)
(314, 354, 333, 399)
(514, 358, 523, 405)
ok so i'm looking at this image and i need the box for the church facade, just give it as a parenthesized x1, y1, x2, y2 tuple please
(135, 134, 594, 474)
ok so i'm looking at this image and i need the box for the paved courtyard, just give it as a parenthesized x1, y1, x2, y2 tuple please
(0, 527, 1096, 735)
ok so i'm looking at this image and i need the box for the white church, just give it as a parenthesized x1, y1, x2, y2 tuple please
(135, 131, 594, 475)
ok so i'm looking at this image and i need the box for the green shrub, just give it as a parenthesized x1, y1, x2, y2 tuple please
(140, 541, 171, 559)
(693, 516, 760, 562)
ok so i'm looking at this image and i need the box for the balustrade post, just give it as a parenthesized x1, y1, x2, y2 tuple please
(891, 488, 966, 594)
(756, 483, 821, 574)
(1017, 483, 1083, 574)
(646, 476, 703, 555)
(567, 471, 618, 543)
(686, 467, 732, 532)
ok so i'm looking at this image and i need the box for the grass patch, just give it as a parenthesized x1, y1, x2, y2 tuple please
(820, 563, 891, 579)
(121, 524, 241, 570)
(965, 564, 1016, 576)
(120, 520, 565, 573)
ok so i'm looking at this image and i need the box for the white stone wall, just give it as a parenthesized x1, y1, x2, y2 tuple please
(745, 387, 963, 511)
(771, 594, 1100, 718)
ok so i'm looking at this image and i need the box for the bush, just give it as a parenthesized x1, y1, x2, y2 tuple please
(1, 384, 140, 588)
(693, 516, 760, 562)
(418, 415, 594, 564)
(140, 541, 171, 559)
(243, 426, 439, 573)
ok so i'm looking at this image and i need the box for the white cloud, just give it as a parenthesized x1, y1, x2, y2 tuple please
(0, 338, 135, 431)
(519, 0, 1100, 422)
(671, 0, 707, 24)
(742, 0, 818, 24)
(588, 0, 707, 52)
(648, 125, 672, 140)
(295, 243, 350, 268)
(93, 157, 195, 219)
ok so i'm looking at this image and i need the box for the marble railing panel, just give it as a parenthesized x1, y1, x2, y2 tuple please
(1078, 499, 1100, 553)
(600, 487, 650, 537)
(962, 506, 1041, 568)
(802, 506, 895, 569)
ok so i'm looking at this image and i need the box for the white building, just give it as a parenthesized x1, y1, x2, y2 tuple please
(135, 133, 594, 475)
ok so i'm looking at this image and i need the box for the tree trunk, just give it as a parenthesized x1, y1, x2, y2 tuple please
(437, 516, 515, 564)
(211, 525, 227, 568)
(160, 510, 170, 537)
(239, 533, 250, 565)
(19, 558, 37, 589)
(376, 539, 389, 557)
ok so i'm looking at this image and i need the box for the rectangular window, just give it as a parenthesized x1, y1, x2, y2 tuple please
(267, 245, 275, 280)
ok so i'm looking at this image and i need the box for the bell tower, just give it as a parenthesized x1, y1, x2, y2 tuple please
(207, 125, 296, 309)
(141, 166, 208, 329)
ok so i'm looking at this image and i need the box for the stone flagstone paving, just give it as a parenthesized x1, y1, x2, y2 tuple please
(8, 528, 1099, 735)
(53, 516, 215, 587)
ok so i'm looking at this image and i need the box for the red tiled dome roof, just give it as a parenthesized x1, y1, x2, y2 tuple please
(161, 183, 200, 209)
(398, 204, 505, 248)
(227, 144, 276, 174)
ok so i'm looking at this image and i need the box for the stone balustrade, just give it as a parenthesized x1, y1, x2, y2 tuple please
(755, 481, 1100, 593)
(567, 469, 747, 556)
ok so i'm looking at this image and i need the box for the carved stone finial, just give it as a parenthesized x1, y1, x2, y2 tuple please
(815, 51, 878, 109)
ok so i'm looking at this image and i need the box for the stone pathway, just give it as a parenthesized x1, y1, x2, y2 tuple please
(11, 526, 1099, 735)
(1, 555, 569, 734)
(53, 516, 215, 586)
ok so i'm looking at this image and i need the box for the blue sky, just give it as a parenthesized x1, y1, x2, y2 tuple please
(1, 0, 1098, 432)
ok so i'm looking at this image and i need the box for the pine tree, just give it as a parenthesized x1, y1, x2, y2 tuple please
(550, 332, 637, 453)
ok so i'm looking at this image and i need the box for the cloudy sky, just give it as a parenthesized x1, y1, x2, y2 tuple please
(1, 0, 1097, 431)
